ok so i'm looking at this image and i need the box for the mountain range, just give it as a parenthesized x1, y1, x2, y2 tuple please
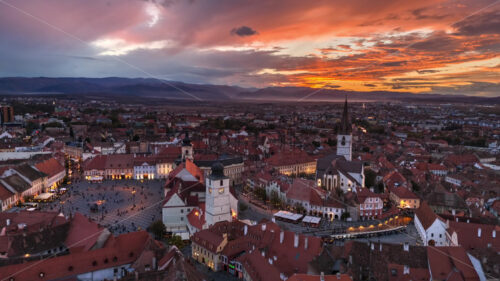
(1, 77, 498, 104)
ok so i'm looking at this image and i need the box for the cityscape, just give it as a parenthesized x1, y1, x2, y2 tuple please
(0, 1, 499, 281)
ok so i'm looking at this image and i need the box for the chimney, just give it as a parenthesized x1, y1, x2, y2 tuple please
(478, 228, 482, 238)
(403, 242, 409, 252)
(261, 250, 265, 257)
(379, 243, 382, 252)
(280, 231, 284, 244)
(262, 224, 266, 231)
(467, 219, 470, 223)
(336, 272, 341, 280)
(493, 230, 496, 238)
(320, 272, 325, 281)
(272, 217, 276, 223)
(304, 237, 308, 250)
(6, 219, 10, 226)
(452, 209, 456, 216)
(403, 265, 410, 275)
(268, 258, 273, 265)
(294, 233, 299, 248)
(455, 217, 459, 222)
(370, 243, 374, 251)
(244, 225, 248, 236)
(152, 256, 157, 270)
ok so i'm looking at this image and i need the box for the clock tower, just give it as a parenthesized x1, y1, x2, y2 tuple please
(337, 97, 352, 161)
(205, 162, 232, 227)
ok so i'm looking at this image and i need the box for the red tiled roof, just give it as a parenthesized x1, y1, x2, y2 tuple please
(427, 246, 479, 281)
(0, 231, 153, 281)
(389, 187, 419, 200)
(65, 213, 107, 252)
(35, 158, 65, 178)
(415, 201, 440, 230)
(187, 206, 205, 231)
(448, 221, 500, 252)
(0, 182, 14, 201)
(266, 149, 316, 167)
(192, 229, 225, 253)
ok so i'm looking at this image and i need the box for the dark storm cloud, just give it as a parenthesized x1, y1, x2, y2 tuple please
(231, 26, 258, 37)
(417, 69, 439, 74)
(410, 33, 461, 51)
(381, 61, 407, 67)
(411, 7, 450, 20)
(429, 82, 500, 97)
(452, 9, 500, 36)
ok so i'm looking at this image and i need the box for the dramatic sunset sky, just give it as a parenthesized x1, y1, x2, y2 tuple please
(0, 0, 499, 96)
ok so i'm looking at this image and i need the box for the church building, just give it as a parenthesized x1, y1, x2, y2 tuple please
(316, 98, 365, 193)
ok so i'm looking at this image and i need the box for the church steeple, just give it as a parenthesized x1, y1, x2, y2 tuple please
(340, 97, 352, 135)
(337, 97, 352, 161)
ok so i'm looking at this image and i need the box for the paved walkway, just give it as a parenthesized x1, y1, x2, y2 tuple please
(41, 179, 164, 235)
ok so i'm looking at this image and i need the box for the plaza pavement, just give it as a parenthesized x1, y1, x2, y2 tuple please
(41, 179, 164, 235)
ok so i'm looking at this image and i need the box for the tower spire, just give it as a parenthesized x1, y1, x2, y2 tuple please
(340, 96, 351, 134)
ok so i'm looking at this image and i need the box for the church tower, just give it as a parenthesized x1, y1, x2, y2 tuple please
(181, 131, 193, 161)
(337, 97, 352, 161)
(205, 162, 232, 227)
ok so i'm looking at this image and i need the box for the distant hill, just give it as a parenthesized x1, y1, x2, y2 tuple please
(0, 77, 498, 104)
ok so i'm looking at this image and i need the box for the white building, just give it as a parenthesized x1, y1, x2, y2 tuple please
(205, 163, 233, 227)
(414, 202, 448, 246)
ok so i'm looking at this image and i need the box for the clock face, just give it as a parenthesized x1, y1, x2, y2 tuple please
(218, 188, 224, 194)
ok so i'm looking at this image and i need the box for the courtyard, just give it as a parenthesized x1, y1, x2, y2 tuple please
(40, 179, 164, 235)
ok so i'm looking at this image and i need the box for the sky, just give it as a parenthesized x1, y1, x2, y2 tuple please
(0, 0, 499, 96)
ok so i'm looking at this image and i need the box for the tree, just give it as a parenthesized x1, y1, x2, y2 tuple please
(168, 235, 185, 249)
(341, 212, 350, 220)
(270, 191, 282, 208)
(294, 203, 305, 214)
(254, 187, 267, 202)
(326, 138, 337, 147)
(364, 169, 377, 188)
(411, 180, 421, 192)
(238, 202, 248, 212)
(149, 220, 166, 240)
(25, 121, 39, 135)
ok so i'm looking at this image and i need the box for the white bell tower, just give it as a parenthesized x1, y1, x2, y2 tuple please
(205, 162, 232, 227)
(337, 98, 352, 161)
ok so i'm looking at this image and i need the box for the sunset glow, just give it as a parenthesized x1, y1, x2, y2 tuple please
(0, 0, 499, 96)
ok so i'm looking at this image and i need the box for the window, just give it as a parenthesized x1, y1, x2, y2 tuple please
(431, 233, 434, 237)
(220, 180, 223, 186)
(181, 209, 184, 213)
